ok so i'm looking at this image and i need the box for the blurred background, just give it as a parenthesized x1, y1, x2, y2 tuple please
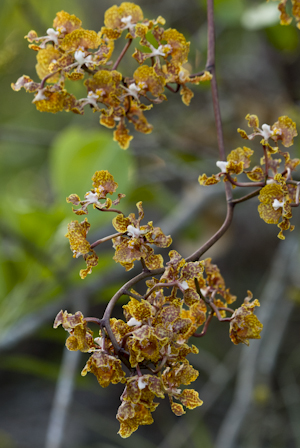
(1, 0, 300, 447)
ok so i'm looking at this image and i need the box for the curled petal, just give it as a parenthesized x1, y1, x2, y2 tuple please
(230, 298, 263, 346)
(179, 389, 203, 409)
(198, 173, 220, 186)
(80, 250, 98, 279)
(272, 116, 298, 147)
(65, 218, 91, 256)
(53, 11, 82, 34)
(104, 3, 144, 31)
(92, 170, 118, 197)
(35, 46, 61, 82)
(162, 28, 190, 64)
(60, 29, 101, 51)
(81, 351, 126, 387)
(117, 401, 153, 438)
(113, 121, 133, 150)
(133, 65, 166, 98)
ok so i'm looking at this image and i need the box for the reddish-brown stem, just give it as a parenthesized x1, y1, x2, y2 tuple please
(262, 145, 269, 178)
(123, 289, 142, 301)
(209, 301, 233, 322)
(152, 356, 168, 374)
(189, 69, 208, 78)
(103, 271, 164, 322)
(95, 206, 124, 214)
(226, 173, 264, 188)
(218, 306, 235, 314)
(140, 257, 150, 273)
(90, 232, 123, 249)
(84, 317, 102, 326)
(136, 364, 142, 377)
(101, 267, 164, 335)
(231, 187, 261, 205)
(112, 38, 133, 70)
(186, 199, 234, 261)
(193, 313, 214, 337)
(40, 70, 61, 89)
(165, 83, 181, 93)
(143, 281, 179, 300)
(185, 0, 234, 262)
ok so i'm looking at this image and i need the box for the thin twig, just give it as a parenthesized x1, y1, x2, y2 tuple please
(123, 289, 142, 301)
(90, 232, 123, 249)
(95, 206, 123, 214)
(226, 173, 264, 188)
(193, 312, 213, 337)
(165, 83, 181, 93)
(112, 39, 133, 70)
(185, 0, 234, 262)
(186, 199, 234, 261)
(143, 281, 179, 300)
(231, 187, 261, 205)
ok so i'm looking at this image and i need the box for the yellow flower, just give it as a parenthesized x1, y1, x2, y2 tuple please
(112, 202, 172, 270)
(238, 114, 297, 148)
(81, 351, 126, 387)
(53, 310, 95, 352)
(258, 175, 294, 239)
(117, 401, 153, 438)
(65, 218, 99, 278)
(133, 65, 166, 100)
(104, 2, 144, 38)
(229, 295, 263, 346)
(35, 46, 61, 82)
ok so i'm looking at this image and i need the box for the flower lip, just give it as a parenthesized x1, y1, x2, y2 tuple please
(272, 198, 285, 210)
(261, 124, 272, 140)
(126, 224, 146, 238)
(127, 317, 142, 327)
(32, 88, 47, 103)
(84, 191, 99, 203)
(121, 15, 133, 26)
(179, 280, 189, 290)
(216, 161, 229, 172)
(46, 28, 60, 45)
(138, 376, 147, 390)
(74, 50, 93, 67)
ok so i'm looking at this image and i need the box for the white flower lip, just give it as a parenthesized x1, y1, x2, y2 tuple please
(179, 280, 189, 290)
(127, 225, 142, 238)
(261, 124, 272, 140)
(120, 83, 140, 100)
(74, 50, 93, 67)
(138, 376, 147, 390)
(84, 191, 99, 203)
(121, 15, 133, 26)
(32, 88, 47, 103)
(127, 317, 142, 327)
(272, 198, 285, 210)
(216, 161, 229, 172)
(128, 83, 140, 94)
(46, 28, 59, 45)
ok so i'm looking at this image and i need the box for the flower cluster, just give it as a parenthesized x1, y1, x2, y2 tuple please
(65, 170, 172, 277)
(11, 4, 212, 149)
(55, 228, 263, 436)
(199, 114, 299, 239)
(59, 162, 264, 436)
